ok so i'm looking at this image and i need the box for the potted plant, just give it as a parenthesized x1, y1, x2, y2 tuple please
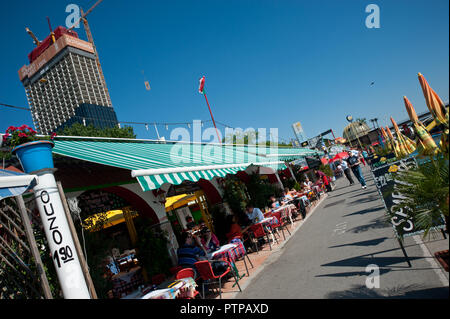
(2, 125, 57, 173)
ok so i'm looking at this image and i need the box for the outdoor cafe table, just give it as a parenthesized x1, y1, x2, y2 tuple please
(208, 240, 248, 282)
(122, 277, 198, 299)
(271, 204, 296, 225)
(111, 266, 144, 298)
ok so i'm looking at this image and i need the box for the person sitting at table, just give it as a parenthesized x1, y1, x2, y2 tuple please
(225, 214, 253, 250)
(199, 226, 220, 253)
(177, 232, 228, 278)
(303, 177, 313, 190)
(269, 195, 280, 209)
(245, 204, 265, 224)
(282, 188, 293, 203)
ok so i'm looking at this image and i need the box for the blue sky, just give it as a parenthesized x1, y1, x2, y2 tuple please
(0, 0, 448, 143)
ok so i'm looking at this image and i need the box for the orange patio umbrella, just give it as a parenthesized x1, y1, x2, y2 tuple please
(418, 73, 447, 128)
(418, 73, 448, 155)
(403, 95, 439, 156)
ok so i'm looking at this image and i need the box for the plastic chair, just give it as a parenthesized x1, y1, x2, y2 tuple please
(271, 211, 290, 241)
(194, 260, 241, 299)
(176, 268, 196, 280)
(249, 223, 272, 252)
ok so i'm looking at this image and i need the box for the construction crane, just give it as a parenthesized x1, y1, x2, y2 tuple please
(25, 27, 40, 46)
(68, 0, 112, 105)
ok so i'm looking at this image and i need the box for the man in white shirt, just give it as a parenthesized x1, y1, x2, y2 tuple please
(245, 204, 265, 224)
(340, 159, 354, 185)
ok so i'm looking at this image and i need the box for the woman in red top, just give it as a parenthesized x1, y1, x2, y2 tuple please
(225, 214, 252, 250)
(314, 169, 332, 192)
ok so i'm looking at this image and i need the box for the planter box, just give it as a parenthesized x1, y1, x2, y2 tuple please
(434, 250, 449, 272)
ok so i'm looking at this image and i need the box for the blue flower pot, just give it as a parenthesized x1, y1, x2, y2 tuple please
(12, 140, 55, 174)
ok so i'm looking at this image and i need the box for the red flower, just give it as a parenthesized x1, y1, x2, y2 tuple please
(18, 132, 28, 138)
(19, 124, 29, 131)
(6, 126, 17, 133)
(50, 132, 57, 140)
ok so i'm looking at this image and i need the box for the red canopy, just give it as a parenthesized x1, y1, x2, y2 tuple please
(329, 152, 349, 163)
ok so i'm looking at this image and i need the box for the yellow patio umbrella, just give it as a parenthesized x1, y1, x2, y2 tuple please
(83, 208, 139, 232)
(390, 117, 408, 156)
(386, 126, 401, 157)
(165, 193, 196, 212)
(390, 116, 416, 154)
(403, 96, 439, 156)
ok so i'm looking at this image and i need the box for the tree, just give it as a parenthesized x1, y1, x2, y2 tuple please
(57, 123, 136, 139)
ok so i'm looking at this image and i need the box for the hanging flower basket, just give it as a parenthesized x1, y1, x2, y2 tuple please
(12, 140, 55, 173)
(3, 125, 56, 173)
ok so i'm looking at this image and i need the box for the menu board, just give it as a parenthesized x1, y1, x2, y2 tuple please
(371, 156, 445, 239)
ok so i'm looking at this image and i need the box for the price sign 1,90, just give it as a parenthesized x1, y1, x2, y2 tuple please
(53, 246, 74, 268)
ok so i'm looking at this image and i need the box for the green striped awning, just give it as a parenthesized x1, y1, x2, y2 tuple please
(52, 139, 317, 191)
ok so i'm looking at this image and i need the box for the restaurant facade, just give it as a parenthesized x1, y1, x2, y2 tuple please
(22, 136, 321, 297)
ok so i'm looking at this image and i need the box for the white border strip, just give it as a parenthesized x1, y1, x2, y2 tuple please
(131, 161, 284, 177)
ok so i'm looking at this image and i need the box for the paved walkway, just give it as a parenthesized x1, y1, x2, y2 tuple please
(233, 165, 449, 299)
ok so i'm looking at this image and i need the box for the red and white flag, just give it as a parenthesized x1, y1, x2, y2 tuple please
(198, 76, 205, 94)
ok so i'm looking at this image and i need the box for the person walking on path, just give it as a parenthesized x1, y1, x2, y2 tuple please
(347, 150, 367, 189)
(339, 159, 354, 185)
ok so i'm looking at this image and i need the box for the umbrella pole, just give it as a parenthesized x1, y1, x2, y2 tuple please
(203, 93, 221, 143)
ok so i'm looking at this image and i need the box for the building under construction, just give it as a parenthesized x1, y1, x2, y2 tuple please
(18, 24, 118, 134)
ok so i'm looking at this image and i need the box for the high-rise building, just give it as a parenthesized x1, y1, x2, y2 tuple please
(18, 26, 118, 134)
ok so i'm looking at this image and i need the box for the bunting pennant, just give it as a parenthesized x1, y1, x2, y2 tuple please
(198, 76, 205, 94)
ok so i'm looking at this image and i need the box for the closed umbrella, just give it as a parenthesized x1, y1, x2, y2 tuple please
(386, 126, 402, 157)
(403, 96, 439, 156)
(418, 73, 448, 155)
(418, 73, 448, 128)
(390, 116, 416, 154)
(380, 127, 392, 151)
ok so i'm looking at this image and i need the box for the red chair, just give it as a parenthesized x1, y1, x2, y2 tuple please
(176, 268, 201, 299)
(279, 207, 294, 230)
(176, 268, 196, 280)
(249, 223, 272, 252)
(271, 211, 291, 241)
(194, 260, 241, 299)
(151, 273, 166, 285)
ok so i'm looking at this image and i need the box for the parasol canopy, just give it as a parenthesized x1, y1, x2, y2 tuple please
(329, 152, 349, 162)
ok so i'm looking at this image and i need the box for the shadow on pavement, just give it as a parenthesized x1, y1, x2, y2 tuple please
(346, 191, 379, 199)
(320, 255, 422, 269)
(347, 216, 390, 233)
(343, 206, 385, 217)
(323, 199, 347, 208)
(316, 268, 391, 278)
(347, 195, 381, 206)
(329, 237, 389, 248)
(325, 284, 449, 299)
